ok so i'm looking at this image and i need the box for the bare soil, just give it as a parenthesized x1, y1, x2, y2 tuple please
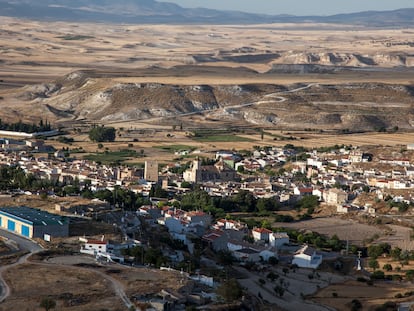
(312, 280, 414, 311)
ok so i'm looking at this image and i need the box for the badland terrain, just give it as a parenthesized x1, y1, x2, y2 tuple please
(0, 16, 414, 133)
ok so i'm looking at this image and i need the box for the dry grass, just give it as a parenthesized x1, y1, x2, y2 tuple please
(1, 263, 125, 311)
(312, 279, 414, 311)
(0, 255, 190, 311)
(274, 216, 384, 246)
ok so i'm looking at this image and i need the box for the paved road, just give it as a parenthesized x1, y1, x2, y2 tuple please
(0, 229, 42, 253)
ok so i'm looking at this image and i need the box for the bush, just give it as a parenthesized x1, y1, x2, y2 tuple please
(406, 270, 414, 281)
(216, 279, 243, 302)
(374, 301, 397, 311)
(350, 299, 362, 311)
(371, 270, 385, 280)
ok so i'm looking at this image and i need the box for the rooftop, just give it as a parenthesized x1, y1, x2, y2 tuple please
(0, 206, 68, 226)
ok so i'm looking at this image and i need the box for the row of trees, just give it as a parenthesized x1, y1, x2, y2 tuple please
(0, 118, 52, 133)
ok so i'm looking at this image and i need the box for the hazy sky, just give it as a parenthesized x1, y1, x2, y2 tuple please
(167, 0, 414, 15)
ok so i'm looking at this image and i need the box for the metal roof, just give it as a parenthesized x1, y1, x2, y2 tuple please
(0, 206, 68, 226)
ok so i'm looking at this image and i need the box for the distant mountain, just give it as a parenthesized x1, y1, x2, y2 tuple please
(0, 0, 413, 26)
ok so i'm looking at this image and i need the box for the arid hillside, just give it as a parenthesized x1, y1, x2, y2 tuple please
(0, 70, 413, 131)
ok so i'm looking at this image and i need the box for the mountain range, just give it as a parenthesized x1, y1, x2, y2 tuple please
(0, 0, 413, 26)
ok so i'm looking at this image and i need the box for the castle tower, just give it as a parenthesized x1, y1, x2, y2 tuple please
(144, 161, 159, 182)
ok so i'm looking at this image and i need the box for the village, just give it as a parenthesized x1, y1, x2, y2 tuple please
(2, 133, 414, 310)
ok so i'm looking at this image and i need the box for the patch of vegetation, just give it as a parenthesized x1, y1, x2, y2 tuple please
(88, 125, 116, 142)
(216, 278, 243, 302)
(192, 134, 254, 142)
(57, 136, 74, 144)
(274, 214, 294, 223)
(153, 145, 196, 153)
(84, 150, 142, 164)
(57, 35, 94, 40)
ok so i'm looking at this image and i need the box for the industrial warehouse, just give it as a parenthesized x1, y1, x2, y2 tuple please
(0, 206, 69, 239)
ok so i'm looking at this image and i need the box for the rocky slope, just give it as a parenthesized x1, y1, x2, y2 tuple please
(1, 71, 413, 131)
(195, 51, 414, 69)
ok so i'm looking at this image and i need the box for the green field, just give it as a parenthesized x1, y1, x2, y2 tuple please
(84, 150, 142, 164)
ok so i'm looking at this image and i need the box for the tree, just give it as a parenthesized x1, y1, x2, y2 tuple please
(257, 197, 279, 213)
(390, 247, 402, 260)
(180, 189, 213, 211)
(266, 271, 279, 282)
(368, 258, 379, 271)
(383, 264, 393, 272)
(368, 243, 391, 259)
(406, 270, 414, 281)
(88, 125, 116, 142)
(296, 195, 319, 212)
(40, 297, 56, 311)
(274, 285, 285, 297)
(268, 256, 279, 265)
(216, 278, 243, 302)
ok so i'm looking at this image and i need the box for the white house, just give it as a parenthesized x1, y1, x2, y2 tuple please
(292, 245, 322, 269)
(81, 239, 108, 255)
(252, 227, 272, 243)
(269, 232, 289, 248)
(80, 238, 125, 263)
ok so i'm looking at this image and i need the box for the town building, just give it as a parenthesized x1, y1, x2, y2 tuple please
(252, 227, 272, 243)
(183, 158, 238, 183)
(324, 188, 348, 205)
(145, 160, 159, 182)
(0, 206, 69, 239)
(292, 245, 322, 269)
(269, 232, 289, 248)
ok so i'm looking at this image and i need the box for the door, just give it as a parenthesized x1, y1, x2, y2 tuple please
(7, 220, 15, 231)
(21, 225, 30, 237)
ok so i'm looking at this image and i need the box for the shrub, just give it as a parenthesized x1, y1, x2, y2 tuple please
(383, 264, 392, 272)
(350, 299, 362, 311)
(371, 270, 385, 280)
